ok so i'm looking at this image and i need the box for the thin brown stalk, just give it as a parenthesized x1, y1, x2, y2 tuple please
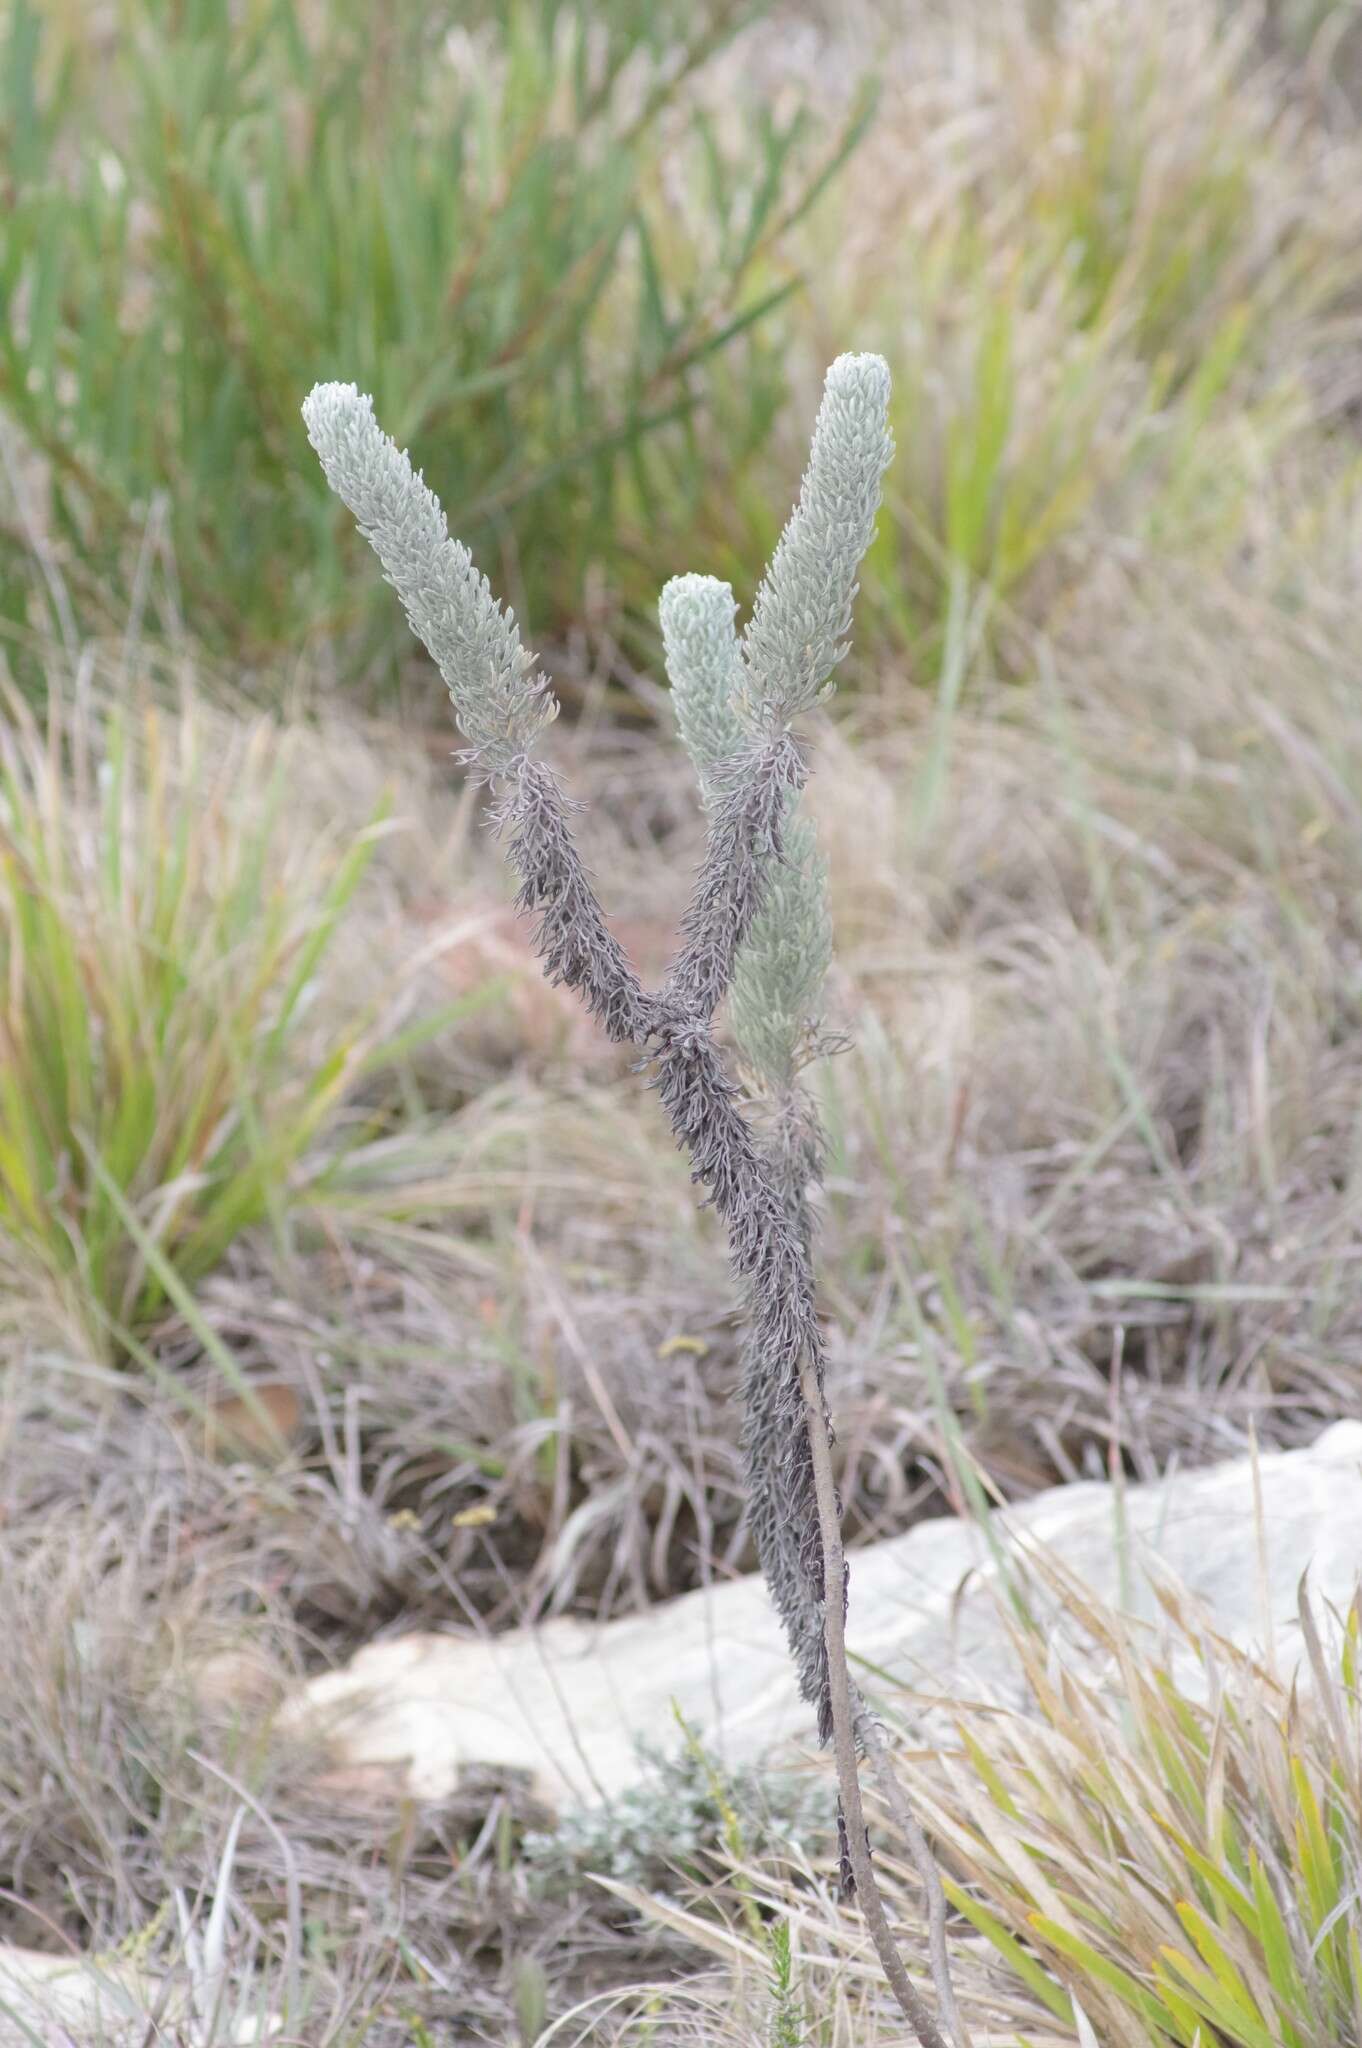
(857, 1704, 969, 2048)
(798, 1357, 951, 2048)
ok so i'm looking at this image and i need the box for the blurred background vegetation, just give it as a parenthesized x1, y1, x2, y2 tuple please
(0, 0, 871, 689)
(8, 0, 1357, 701)
(4, 0, 1362, 2040)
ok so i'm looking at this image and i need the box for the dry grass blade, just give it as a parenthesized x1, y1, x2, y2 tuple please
(890, 1542, 1362, 2048)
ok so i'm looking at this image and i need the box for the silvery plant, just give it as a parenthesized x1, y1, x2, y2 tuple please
(303, 360, 959, 2048)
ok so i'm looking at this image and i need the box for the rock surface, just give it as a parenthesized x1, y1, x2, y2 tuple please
(0, 1948, 157, 2047)
(0, 1945, 276, 2047)
(287, 1420, 1362, 1812)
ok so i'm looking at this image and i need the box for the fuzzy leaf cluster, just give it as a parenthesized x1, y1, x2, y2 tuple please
(302, 383, 555, 772)
(658, 358, 892, 1091)
(660, 576, 831, 1092)
(523, 1741, 833, 1900)
(742, 352, 893, 724)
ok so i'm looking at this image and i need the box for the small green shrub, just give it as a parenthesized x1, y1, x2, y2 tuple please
(0, 0, 867, 683)
(0, 680, 387, 1352)
(523, 1740, 833, 1900)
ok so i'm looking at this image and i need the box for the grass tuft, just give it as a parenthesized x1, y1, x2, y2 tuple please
(0, 676, 389, 1354)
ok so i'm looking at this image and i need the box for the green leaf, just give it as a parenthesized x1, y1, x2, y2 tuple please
(944, 1881, 1074, 2023)
(1155, 1948, 1279, 2048)
(1029, 1913, 1177, 2038)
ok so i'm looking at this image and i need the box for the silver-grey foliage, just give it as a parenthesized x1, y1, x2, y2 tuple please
(659, 572, 833, 1095)
(742, 353, 893, 724)
(524, 1737, 834, 1899)
(302, 355, 892, 1764)
(302, 383, 555, 774)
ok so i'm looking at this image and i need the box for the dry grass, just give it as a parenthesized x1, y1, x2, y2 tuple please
(176, 547, 1362, 1645)
(0, 1359, 695, 2042)
(3, 524, 1359, 2029)
(553, 1535, 1362, 2046)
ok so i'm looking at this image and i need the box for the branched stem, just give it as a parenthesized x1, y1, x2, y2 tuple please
(504, 737, 960, 2045)
(303, 358, 963, 2043)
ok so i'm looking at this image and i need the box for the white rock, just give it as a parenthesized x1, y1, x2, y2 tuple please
(0, 1945, 278, 2047)
(0, 1947, 157, 2047)
(286, 1420, 1362, 1811)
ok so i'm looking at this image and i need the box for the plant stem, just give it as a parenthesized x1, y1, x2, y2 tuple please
(857, 1706, 969, 2048)
(798, 1356, 952, 2048)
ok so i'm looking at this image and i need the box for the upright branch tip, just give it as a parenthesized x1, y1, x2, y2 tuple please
(742, 350, 894, 725)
